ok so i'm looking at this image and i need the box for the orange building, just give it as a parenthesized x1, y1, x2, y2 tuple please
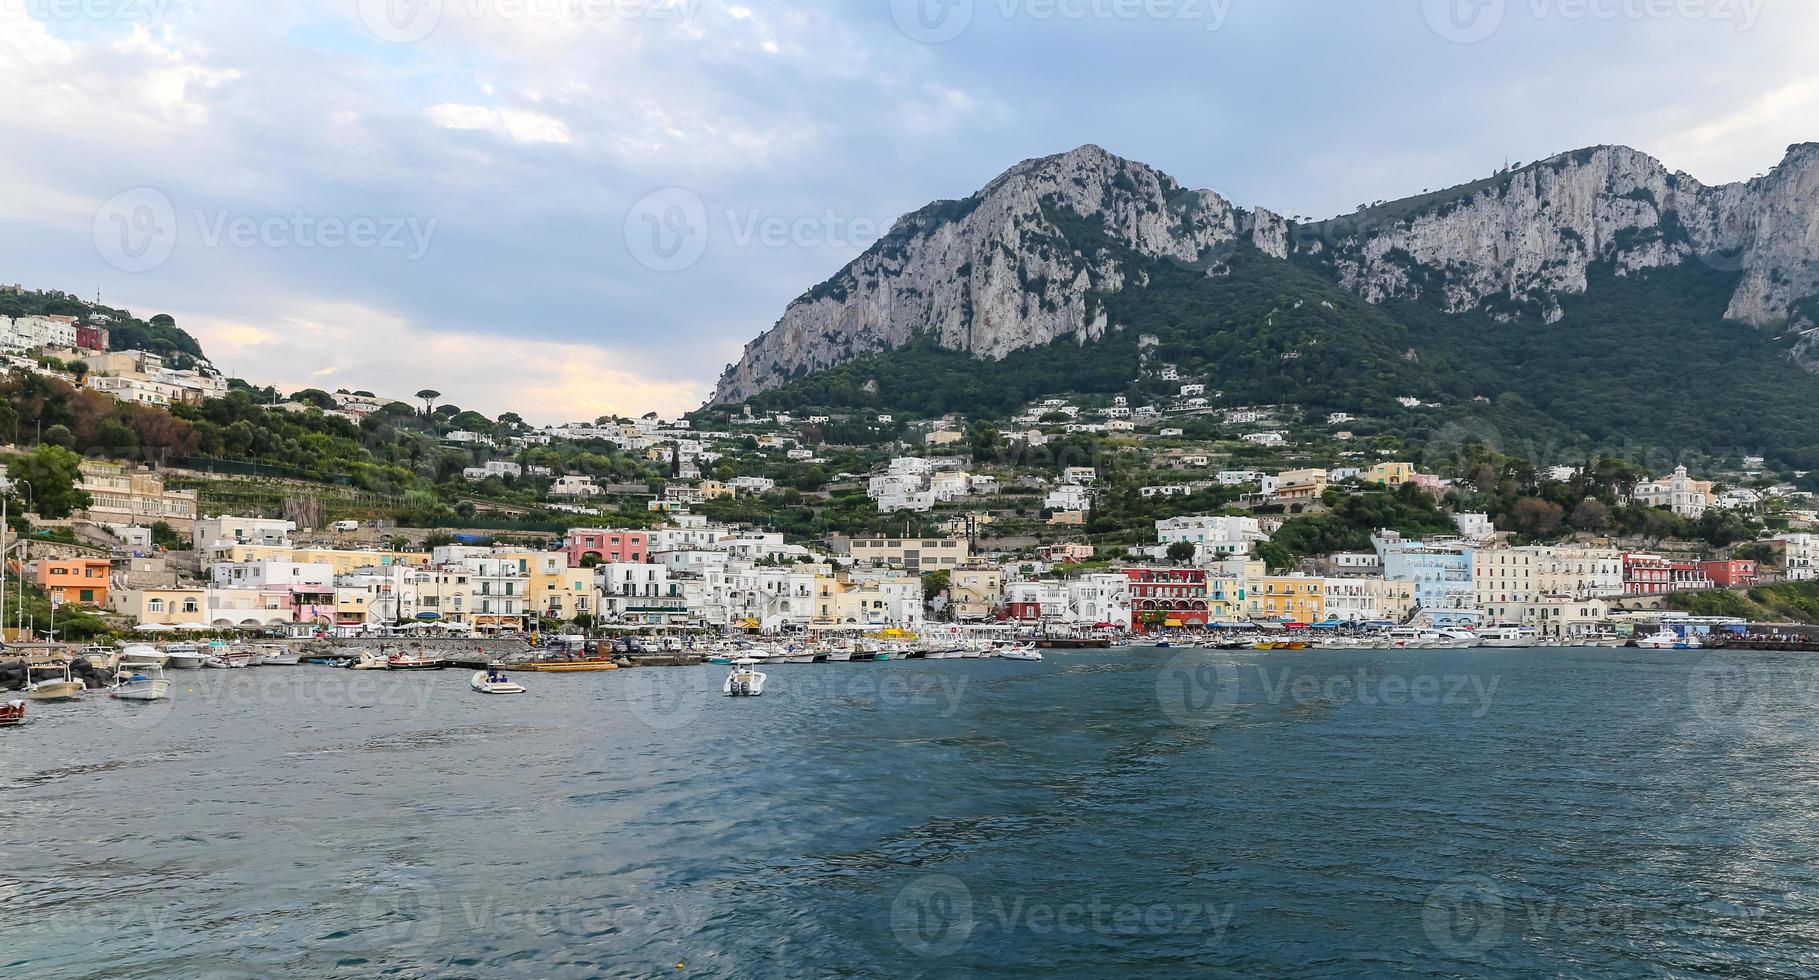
(36, 559, 112, 608)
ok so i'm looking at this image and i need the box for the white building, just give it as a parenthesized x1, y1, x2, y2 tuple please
(1154, 516, 1268, 560)
(1045, 485, 1092, 513)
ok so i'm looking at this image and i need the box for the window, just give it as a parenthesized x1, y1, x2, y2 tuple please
(149, 598, 165, 613)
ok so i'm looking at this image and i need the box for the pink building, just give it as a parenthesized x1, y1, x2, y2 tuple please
(567, 529, 649, 565)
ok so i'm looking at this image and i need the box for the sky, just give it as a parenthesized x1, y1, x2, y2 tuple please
(2, 0, 1815, 424)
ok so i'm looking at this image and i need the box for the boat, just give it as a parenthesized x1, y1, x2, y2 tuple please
(0, 700, 23, 727)
(514, 658, 621, 673)
(26, 665, 86, 702)
(723, 658, 767, 697)
(471, 669, 526, 695)
(204, 650, 256, 668)
(1476, 625, 1537, 649)
(110, 664, 172, 701)
(386, 652, 449, 670)
(348, 649, 391, 670)
(258, 645, 301, 667)
(118, 644, 170, 669)
(998, 645, 1043, 662)
(1636, 628, 1702, 650)
(781, 648, 815, 665)
(160, 644, 206, 669)
(823, 649, 854, 663)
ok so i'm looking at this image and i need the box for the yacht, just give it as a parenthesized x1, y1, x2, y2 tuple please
(111, 665, 172, 702)
(160, 644, 207, 670)
(1476, 625, 1538, 649)
(118, 644, 170, 669)
(1636, 628, 1702, 650)
(724, 658, 767, 697)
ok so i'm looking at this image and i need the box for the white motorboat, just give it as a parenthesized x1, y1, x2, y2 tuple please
(117, 644, 170, 669)
(160, 644, 206, 669)
(1476, 625, 1538, 649)
(998, 645, 1043, 662)
(258, 645, 301, 667)
(1636, 628, 1702, 650)
(470, 669, 526, 695)
(204, 649, 256, 669)
(349, 649, 391, 670)
(111, 665, 172, 701)
(924, 649, 954, 660)
(1384, 627, 1435, 649)
(26, 666, 85, 702)
(781, 648, 815, 665)
(1432, 628, 1482, 649)
(724, 658, 767, 697)
(823, 649, 854, 663)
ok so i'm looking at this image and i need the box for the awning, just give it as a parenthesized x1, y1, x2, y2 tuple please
(1163, 619, 1184, 627)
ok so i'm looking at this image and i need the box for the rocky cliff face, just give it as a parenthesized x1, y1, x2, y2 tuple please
(711, 142, 1819, 404)
(1319, 143, 1819, 326)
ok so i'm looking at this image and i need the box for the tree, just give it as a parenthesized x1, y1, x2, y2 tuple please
(922, 569, 951, 603)
(8, 444, 90, 519)
(417, 389, 441, 416)
(1506, 497, 1565, 538)
(1166, 541, 1197, 565)
(1568, 498, 1610, 533)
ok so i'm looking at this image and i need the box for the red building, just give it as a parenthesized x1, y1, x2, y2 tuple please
(566, 530, 648, 565)
(1670, 562, 1713, 592)
(1622, 554, 1672, 595)
(1697, 559, 1759, 589)
(75, 323, 109, 351)
(1123, 567, 1210, 628)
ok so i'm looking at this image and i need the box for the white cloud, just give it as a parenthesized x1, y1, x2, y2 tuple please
(424, 103, 573, 145)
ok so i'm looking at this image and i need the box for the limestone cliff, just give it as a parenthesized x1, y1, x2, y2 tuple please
(711, 142, 1819, 403)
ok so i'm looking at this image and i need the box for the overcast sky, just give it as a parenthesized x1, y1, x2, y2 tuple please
(3, 0, 1814, 422)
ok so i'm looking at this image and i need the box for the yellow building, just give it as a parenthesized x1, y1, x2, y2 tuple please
(205, 543, 295, 566)
(1250, 574, 1325, 623)
(948, 567, 1004, 621)
(119, 587, 208, 626)
(1363, 461, 1416, 486)
(518, 552, 598, 621)
(1275, 468, 1329, 501)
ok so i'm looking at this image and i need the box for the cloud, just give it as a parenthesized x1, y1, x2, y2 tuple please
(424, 103, 573, 145)
(184, 301, 709, 423)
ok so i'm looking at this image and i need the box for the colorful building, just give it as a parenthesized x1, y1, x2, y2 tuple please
(1123, 568, 1210, 628)
(1697, 559, 1760, 589)
(36, 559, 112, 607)
(567, 529, 649, 566)
(1250, 575, 1324, 623)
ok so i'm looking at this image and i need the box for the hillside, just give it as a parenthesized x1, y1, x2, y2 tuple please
(706, 142, 1819, 468)
(0, 287, 208, 366)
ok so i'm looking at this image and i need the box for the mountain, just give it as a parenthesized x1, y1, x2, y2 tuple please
(706, 142, 1819, 468)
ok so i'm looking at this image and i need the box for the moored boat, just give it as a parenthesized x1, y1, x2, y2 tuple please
(111, 664, 172, 701)
(998, 645, 1043, 662)
(0, 700, 23, 726)
(1476, 625, 1537, 649)
(161, 644, 207, 669)
(1635, 628, 1702, 650)
(118, 644, 170, 669)
(26, 665, 86, 702)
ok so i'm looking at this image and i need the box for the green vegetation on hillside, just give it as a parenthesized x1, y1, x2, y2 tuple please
(1666, 581, 1819, 623)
